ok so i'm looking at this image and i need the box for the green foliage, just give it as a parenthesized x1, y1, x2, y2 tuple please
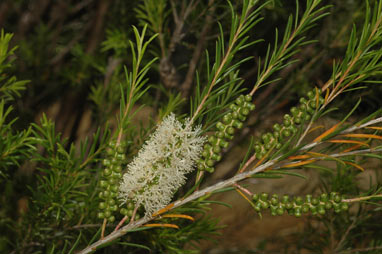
(0, 0, 382, 253)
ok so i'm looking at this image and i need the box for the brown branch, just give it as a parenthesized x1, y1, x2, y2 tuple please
(180, 0, 216, 97)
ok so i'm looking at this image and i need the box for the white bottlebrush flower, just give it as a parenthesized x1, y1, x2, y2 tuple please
(118, 113, 205, 217)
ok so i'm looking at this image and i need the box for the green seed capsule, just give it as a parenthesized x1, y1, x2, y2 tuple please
(108, 216, 115, 222)
(206, 159, 214, 167)
(277, 207, 284, 215)
(311, 198, 319, 205)
(240, 107, 250, 116)
(341, 203, 349, 211)
(102, 159, 111, 166)
(205, 167, 214, 173)
(110, 205, 118, 211)
(114, 165, 122, 172)
(273, 124, 282, 131)
(260, 193, 269, 201)
(325, 202, 332, 210)
(216, 131, 225, 138)
(261, 201, 269, 209)
(103, 168, 112, 176)
(211, 153, 222, 161)
(208, 135, 217, 144)
(100, 180, 108, 188)
(245, 94, 252, 102)
(104, 210, 111, 218)
(285, 202, 293, 210)
(97, 212, 105, 219)
(120, 208, 128, 215)
(218, 139, 229, 148)
(254, 202, 261, 212)
(227, 126, 235, 135)
(282, 195, 290, 203)
(282, 129, 291, 137)
(99, 202, 106, 210)
(216, 122, 225, 131)
(295, 196, 303, 205)
(116, 146, 125, 154)
(223, 114, 232, 124)
(320, 193, 328, 202)
(233, 120, 243, 129)
(230, 104, 239, 111)
(252, 194, 259, 201)
(294, 208, 302, 218)
(307, 91, 315, 99)
(235, 96, 244, 106)
(305, 194, 312, 203)
(302, 204, 309, 213)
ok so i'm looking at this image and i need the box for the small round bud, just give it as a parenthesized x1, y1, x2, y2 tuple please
(261, 201, 269, 209)
(252, 194, 259, 201)
(222, 114, 232, 124)
(295, 196, 303, 205)
(244, 94, 252, 102)
(100, 180, 108, 188)
(120, 208, 128, 215)
(320, 193, 328, 202)
(235, 96, 244, 106)
(341, 203, 349, 211)
(302, 204, 309, 213)
(102, 159, 111, 166)
(260, 193, 269, 201)
(99, 202, 106, 210)
(97, 212, 105, 219)
(227, 127, 235, 135)
(108, 216, 115, 222)
(276, 207, 284, 215)
(216, 122, 225, 131)
(311, 198, 319, 205)
(104, 210, 111, 218)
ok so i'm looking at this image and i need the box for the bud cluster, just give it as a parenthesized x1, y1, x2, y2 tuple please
(198, 94, 255, 172)
(254, 88, 324, 159)
(252, 192, 349, 217)
(97, 141, 126, 222)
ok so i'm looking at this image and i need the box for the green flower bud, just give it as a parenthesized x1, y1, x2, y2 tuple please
(120, 208, 129, 216)
(216, 122, 225, 131)
(102, 159, 111, 166)
(260, 192, 269, 201)
(302, 204, 309, 213)
(252, 193, 259, 201)
(233, 120, 243, 129)
(100, 180, 108, 188)
(230, 104, 239, 111)
(104, 210, 111, 218)
(108, 216, 115, 222)
(295, 196, 303, 205)
(282, 195, 290, 203)
(261, 201, 269, 209)
(97, 212, 105, 219)
(99, 202, 106, 210)
(320, 193, 328, 202)
(235, 96, 244, 106)
(245, 94, 252, 102)
(211, 153, 222, 161)
(277, 207, 284, 215)
(223, 114, 233, 124)
(103, 168, 112, 176)
(311, 198, 319, 205)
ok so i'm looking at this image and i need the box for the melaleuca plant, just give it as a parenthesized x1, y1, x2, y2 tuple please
(1, 0, 382, 253)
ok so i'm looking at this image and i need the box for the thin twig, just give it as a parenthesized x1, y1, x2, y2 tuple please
(77, 141, 381, 253)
